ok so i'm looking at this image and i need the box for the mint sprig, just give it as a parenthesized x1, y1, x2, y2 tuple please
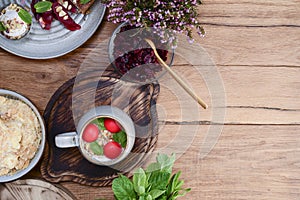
(113, 130, 127, 148)
(34, 1, 52, 13)
(112, 154, 190, 200)
(92, 118, 106, 130)
(80, 0, 91, 4)
(18, 9, 32, 24)
(112, 175, 137, 200)
(90, 141, 103, 155)
(0, 22, 6, 31)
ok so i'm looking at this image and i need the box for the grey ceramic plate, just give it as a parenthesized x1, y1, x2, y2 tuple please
(0, 0, 105, 59)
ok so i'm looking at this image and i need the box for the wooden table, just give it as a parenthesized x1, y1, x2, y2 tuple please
(1, 0, 299, 199)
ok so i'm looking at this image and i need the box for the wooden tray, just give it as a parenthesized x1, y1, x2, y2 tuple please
(41, 68, 160, 186)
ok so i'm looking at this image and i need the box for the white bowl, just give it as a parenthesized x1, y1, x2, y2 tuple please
(0, 89, 46, 182)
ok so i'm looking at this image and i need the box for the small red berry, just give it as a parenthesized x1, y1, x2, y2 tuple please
(104, 141, 122, 159)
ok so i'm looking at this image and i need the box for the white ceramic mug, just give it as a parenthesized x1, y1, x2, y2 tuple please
(55, 106, 135, 166)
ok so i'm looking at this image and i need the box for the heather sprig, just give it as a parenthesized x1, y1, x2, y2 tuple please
(103, 0, 205, 48)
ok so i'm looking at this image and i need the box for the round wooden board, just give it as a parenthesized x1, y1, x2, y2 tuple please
(41, 67, 160, 186)
(0, 179, 76, 200)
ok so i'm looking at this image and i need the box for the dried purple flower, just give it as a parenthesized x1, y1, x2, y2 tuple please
(103, 0, 205, 48)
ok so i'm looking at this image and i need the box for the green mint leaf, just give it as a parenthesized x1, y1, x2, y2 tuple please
(147, 171, 171, 190)
(177, 188, 191, 197)
(139, 196, 146, 200)
(166, 171, 191, 199)
(0, 22, 6, 31)
(156, 153, 175, 173)
(175, 180, 184, 190)
(34, 1, 52, 13)
(111, 154, 190, 199)
(113, 131, 127, 148)
(80, 0, 91, 4)
(112, 175, 137, 200)
(148, 189, 165, 199)
(18, 9, 32, 24)
(145, 194, 152, 200)
(135, 186, 145, 196)
(93, 118, 105, 130)
(168, 172, 181, 196)
(90, 142, 103, 155)
(133, 168, 147, 195)
(146, 162, 161, 173)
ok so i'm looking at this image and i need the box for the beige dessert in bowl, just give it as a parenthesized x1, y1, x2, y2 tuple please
(0, 89, 45, 182)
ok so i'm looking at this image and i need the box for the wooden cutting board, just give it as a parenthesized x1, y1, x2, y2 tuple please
(0, 179, 76, 200)
(41, 67, 160, 186)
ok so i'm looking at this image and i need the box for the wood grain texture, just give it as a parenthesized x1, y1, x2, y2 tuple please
(195, 0, 300, 67)
(0, 0, 299, 199)
(199, 0, 300, 26)
(156, 125, 300, 200)
(61, 125, 300, 200)
(0, 179, 76, 200)
(156, 65, 300, 124)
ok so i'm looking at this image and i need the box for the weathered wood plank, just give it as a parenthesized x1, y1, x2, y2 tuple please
(0, 62, 298, 124)
(0, 1, 299, 199)
(193, 26, 300, 67)
(199, 0, 300, 26)
(157, 64, 300, 124)
(63, 125, 300, 200)
(155, 125, 300, 200)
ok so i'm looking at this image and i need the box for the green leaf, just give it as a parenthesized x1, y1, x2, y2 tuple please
(157, 196, 167, 200)
(149, 189, 165, 199)
(175, 180, 184, 190)
(177, 188, 191, 197)
(146, 162, 161, 173)
(34, 1, 52, 13)
(139, 196, 146, 200)
(18, 9, 32, 24)
(166, 171, 191, 199)
(0, 22, 6, 31)
(133, 168, 147, 195)
(166, 172, 179, 197)
(112, 175, 137, 200)
(93, 118, 105, 130)
(80, 0, 91, 4)
(113, 131, 127, 148)
(147, 170, 171, 190)
(171, 172, 181, 191)
(135, 186, 145, 196)
(111, 154, 190, 200)
(145, 194, 152, 200)
(90, 142, 103, 155)
(156, 153, 175, 173)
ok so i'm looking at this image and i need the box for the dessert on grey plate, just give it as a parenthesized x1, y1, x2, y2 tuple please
(0, 3, 31, 40)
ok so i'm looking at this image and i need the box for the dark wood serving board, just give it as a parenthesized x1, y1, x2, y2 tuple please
(41, 67, 160, 186)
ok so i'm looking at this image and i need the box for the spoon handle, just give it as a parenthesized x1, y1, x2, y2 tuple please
(145, 39, 208, 109)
